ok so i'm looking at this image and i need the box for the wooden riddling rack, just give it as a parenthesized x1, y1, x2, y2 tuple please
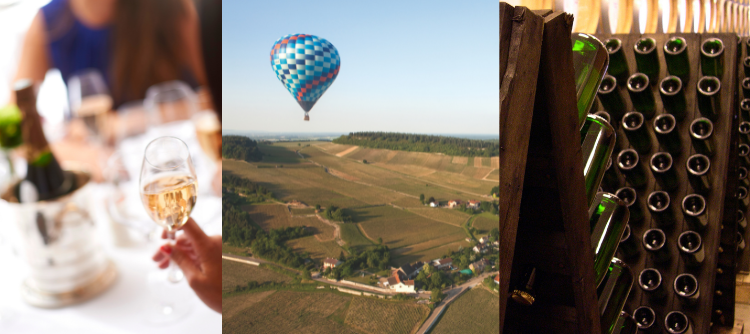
(736, 38, 750, 277)
(592, 32, 740, 332)
(501, 5, 603, 334)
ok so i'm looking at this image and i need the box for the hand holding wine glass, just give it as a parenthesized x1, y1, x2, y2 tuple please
(139, 136, 198, 283)
(152, 218, 222, 313)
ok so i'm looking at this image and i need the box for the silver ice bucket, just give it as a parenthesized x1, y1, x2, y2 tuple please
(1, 170, 117, 308)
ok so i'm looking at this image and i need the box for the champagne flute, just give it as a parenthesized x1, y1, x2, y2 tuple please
(67, 69, 114, 143)
(139, 136, 198, 283)
(144, 81, 198, 125)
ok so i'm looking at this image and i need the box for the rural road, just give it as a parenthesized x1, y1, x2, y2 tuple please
(415, 271, 497, 334)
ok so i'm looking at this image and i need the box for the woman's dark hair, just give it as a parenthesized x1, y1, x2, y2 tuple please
(199, 0, 221, 120)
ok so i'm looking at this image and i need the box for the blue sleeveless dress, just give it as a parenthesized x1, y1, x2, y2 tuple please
(41, 0, 111, 91)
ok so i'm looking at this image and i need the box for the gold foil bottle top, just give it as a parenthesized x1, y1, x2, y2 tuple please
(14, 79, 50, 163)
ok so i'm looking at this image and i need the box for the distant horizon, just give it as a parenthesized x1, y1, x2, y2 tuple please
(222, 129, 499, 140)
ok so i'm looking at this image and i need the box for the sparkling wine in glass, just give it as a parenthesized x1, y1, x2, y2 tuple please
(139, 136, 198, 283)
(68, 69, 114, 143)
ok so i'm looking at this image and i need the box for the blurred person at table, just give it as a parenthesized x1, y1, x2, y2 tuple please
(9, 0, 209, 181)
(13, 0, 207, 107)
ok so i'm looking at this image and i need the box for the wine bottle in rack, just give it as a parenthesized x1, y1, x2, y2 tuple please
(654, 114, 682, 156)
(739, 209, 747, 232)
(598, 258, 634, 334)
(622, 112, 652, 154)
(589, 192, 630, 288)
(740, 167, 749, 188)
(571, 33, 609, 129)
(689, 118, 715, 157)
(742, 99, 750, 119)
(696, 76, 721, 121)
(664, 37, 690, 81)
(682, 194, 708, 231)
(634, 37, 659, 82)
(618, 224, 640, 259)
(740, 144, 750, 167)
(616, 187, 644, 223)
(686, 154, 711, 193)
(744, 57, 750, 77)
(617, 149, 648, 188)
(678, 231, 705, 267)
(510, 266, 536, 306)
(13, 79, 75, 202)
(739, 186, 749, 211)
(673, 273, 700, 306)
(659, 76, 687, 121)
(742, 80, 750, 99)
(664, 311, 693, 334)
(638, 268, 668, 301)
(612, 311, 638, 334)
(647, 191, 675, 227)
(700, 38, 724, 78)
(602, 157, 620, 191)
(633, 306, 659, 333)
(738, 232, 746, 252)
(643, 229, 671, 263)
(627, 73, 656, 119)
(581, 115, 617, 206)
(740, 122, 750, 144)
(605, 38, 630, 84)
(650, 153, 678, 191)
(598, 75, 627, 122)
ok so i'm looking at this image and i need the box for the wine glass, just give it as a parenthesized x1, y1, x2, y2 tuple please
(139, 136, 198, 282)
(144, 81, 198, 125)
(139, 137, 198, 323)
(67, 69, 113, 143)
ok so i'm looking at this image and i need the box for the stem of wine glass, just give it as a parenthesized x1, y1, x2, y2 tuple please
(166, 231, 183, 283)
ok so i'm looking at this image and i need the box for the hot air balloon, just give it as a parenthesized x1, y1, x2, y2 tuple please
(270, 34, 341, 121)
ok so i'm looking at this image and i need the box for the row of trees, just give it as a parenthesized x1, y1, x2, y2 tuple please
(322, 205, 352, 223)
(333, 132, 499, 157)
(222, 172, 274, 203)
(323, 245, 391, 279)
(222, 135, 263, 162)
(222, 205, 311, 269)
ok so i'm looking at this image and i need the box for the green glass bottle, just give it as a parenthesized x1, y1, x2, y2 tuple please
(581, 115, 617, 206)
(664, 37, 690, 81)
(743, 57, 750, 77)
(650, 152, 678, 191)
(647, 191, 675, 227)
(696, 76, 721, 121)
(659, 76, 687, 121)
(0, 104, 23, 149)
(622, 112, 652, 154)
(686, 154, 711, 193)
(618, 224, 640, 259)
(682, 194, 708, 231)
(690, 118, 715, 156)
(627, 73, 656, 119)
(589, 192, 630, 288)
(617, 149, 648, 189)
(673, 273, 700, 306)
(700, 38, 724, 78)
(740, 122, 750, 144)
(605, 38, 630, 84)
(598, 75, 626, 122)
(638, 267, 667, 301)
(615, 187, 644, 223)
(665, 311, 693, 334)
(678, 231, 705, 267)
(598, 258, 634, 334)
(572, 33, 609, 129)
(653, 114, 682, 156)
(611, 312, 638, 334)
(633, 306, 659, 333)
(743, 79, 750, 99)
(634, 38, 659, 82)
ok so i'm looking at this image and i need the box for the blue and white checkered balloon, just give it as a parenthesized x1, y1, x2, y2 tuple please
(270, 34, 341, 121)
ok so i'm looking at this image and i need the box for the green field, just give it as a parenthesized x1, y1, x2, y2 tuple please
(257, 143, 306, 163)
(472, 213, 499, 235)
(222, 290, 429, 334)
(224, 141, 496, 267)
(430, 286, 500, 334)
(345, 297, 430, 334)
(221, 259, 292, 292)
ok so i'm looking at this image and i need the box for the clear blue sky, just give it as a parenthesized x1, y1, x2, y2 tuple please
(222, 1, 499, 135)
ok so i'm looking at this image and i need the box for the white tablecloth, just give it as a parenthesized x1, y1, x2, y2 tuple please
(0, 120, 222, 334)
